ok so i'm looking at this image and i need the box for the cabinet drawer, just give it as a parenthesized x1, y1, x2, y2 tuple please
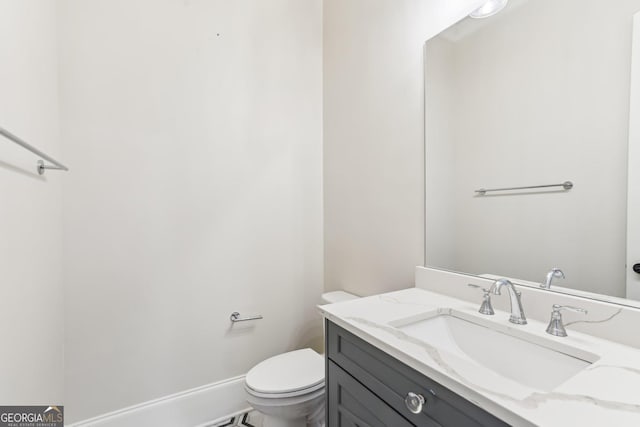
(327, 360, 429, 427)
(326, 320, 509, 427)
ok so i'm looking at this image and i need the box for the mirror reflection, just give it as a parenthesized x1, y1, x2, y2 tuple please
(425, 0, 640, 301)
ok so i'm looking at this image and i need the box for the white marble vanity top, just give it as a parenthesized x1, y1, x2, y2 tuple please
(319, 287, 640, 427)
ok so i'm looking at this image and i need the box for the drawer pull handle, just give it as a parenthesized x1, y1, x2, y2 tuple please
(405, 392, 426, 414)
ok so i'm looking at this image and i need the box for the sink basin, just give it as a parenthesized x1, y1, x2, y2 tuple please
(391, 310, 598, 392)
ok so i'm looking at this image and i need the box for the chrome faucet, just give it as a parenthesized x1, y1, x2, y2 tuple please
(489, 278, 527, 325)
(540, 268, 565, 289)
(546, 304, 587, 337)
(467, 284, 495, 315)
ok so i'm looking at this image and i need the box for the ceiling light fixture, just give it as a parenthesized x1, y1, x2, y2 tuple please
(469, 0, 509, 19)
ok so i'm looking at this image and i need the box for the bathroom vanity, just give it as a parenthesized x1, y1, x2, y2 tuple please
(326, 320, 508, 426)
(320, 279, 640, 426)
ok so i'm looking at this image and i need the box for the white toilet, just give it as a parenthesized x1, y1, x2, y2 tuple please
(244, 291, 358, 427)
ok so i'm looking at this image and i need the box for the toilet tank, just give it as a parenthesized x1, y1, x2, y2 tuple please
(321, 291, 359, 305)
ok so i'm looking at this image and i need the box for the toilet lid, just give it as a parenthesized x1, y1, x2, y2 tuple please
(245, 348, 324, 395)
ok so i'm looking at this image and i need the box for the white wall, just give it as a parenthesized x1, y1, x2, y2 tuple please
(58, 0, 323, 421)
(0, 0, 64, 404)
(323, 0, 484, 296)
(426, 0, 640, 297)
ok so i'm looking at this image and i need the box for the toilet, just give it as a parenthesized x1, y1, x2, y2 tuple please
(244, 291, 358, 427)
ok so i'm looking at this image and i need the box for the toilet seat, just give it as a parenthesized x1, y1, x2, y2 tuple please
(245, 348, 325, 398)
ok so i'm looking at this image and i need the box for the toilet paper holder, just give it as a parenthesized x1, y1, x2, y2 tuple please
(230, 312, 263, 323)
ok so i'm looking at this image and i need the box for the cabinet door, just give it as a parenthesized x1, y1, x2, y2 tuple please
(327, 360, 439, 427)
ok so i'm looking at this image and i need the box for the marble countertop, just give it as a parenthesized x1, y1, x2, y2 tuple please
(319, 287, 640, 427)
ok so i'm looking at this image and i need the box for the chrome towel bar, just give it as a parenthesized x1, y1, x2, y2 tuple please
(0, 125, 69, 175)
(230, 312, 263, 323)
(475, 181, 573, 196)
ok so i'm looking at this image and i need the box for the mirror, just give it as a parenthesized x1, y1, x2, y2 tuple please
(425, 0, 640, 305)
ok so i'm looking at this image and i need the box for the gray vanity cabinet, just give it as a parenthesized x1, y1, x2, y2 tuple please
(328, 360, 416, 426)
(325, 320, 510, 427)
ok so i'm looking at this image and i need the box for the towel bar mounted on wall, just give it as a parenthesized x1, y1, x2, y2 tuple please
(0, 125, 69, 175)
(475, 181, 573, 196)
(230, 312, 263, 323)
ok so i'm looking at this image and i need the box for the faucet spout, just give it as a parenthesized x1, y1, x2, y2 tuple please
(490, 278, 527, 325)
(541, 268, 565, 289)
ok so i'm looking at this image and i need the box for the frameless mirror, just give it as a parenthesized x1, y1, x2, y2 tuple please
(425, 0, 640, 306)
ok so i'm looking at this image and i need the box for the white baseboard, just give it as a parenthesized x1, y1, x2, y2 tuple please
(68, 376, 250, 427)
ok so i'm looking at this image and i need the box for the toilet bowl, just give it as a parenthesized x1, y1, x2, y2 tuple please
(244, 291, 358, 427)
(245, 349, 325, 427)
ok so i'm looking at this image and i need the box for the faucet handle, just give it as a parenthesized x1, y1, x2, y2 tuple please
(546, 304, 587, 337)
(467, 284, 495, 315)
(552, 304, 587, 315)
(467, 283, 492, 296)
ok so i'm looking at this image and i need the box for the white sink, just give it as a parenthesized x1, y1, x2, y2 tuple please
(391, 310, 598, 392)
